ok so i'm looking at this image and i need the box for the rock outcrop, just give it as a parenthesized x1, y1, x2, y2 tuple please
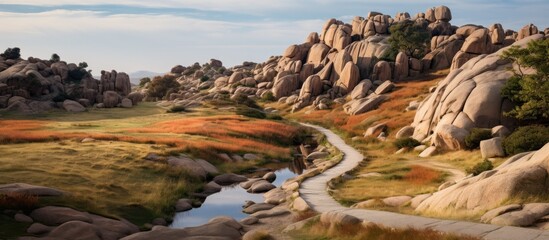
(417, 143, 549, 220)
(0, 55, 140, 113)
(410, 34, 545, 144)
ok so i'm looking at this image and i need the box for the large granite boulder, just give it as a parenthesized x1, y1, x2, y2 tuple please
(411, 34, 545, 142)
(416, 143, 549, 215)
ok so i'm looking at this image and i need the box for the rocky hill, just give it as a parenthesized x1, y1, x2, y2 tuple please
(0, 51, 143, 113)
(134, 6, 545, 119)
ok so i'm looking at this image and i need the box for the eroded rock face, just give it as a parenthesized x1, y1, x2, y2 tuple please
(416, 143, 549, 215)
(411, 34, 545, 142)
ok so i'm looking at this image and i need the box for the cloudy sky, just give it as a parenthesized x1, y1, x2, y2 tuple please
(0, 0, 547, 74)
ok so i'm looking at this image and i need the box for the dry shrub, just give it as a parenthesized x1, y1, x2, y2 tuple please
(296, 218, 480, 240)
(0, 193, 39, 211)
(404, 165, 441, 185)
(293, 210, 318, 222)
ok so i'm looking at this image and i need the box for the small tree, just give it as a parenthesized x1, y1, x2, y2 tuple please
(501, 38, 549, 122)
(50, 53, 60, 62)
(147, 75, 180, 99)
(78, 62, 88, 69)
(386, 21, 431, 60)
(1, 47, 21, 60)
(139, 77, 151, 87)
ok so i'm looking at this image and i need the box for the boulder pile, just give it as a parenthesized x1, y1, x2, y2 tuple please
(145, 6, 546, 119)
(400, 34, 546, 150)
(0, 55, 141, 113)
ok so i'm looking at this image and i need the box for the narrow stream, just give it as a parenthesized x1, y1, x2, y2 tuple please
(170, 167, 297, 228)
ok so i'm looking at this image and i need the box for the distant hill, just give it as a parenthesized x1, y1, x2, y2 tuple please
(128, 70, 164, 84)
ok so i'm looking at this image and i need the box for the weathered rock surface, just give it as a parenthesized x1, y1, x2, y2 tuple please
(480, 137, 505, 158)
(411, 34, 546, 143)
(417, 143, 549, 215)
(213, 173, 248, 186)
(0, 183, 63, 196)
(121, 216, 243, 240)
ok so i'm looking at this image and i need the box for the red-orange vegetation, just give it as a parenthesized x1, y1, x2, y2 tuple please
(129, 115, 297, 140)
(404, 165, 441, 185)
(0, 115, 297, 158)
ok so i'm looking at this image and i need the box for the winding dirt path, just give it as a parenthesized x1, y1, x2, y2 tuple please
(298, 123, 549, 240)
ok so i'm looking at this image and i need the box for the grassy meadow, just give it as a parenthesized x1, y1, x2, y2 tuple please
(0, 102, 304, 227)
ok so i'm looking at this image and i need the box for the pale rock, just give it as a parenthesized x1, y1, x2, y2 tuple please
(433, 124, 469, 150)
(350, 79, 373, 100)
(374, 80, 395, 94)
(63, 100, 86, 112)
(394, 52, 409, 81)
(320, 211, 360, 226)
(419, 146, 437, 157)
(240, 216, 259, 225)
(417, 144, 549, 214)
(396, 126, 415, 138)
(382, 196, 412, 207)
(364, 123, 387, 137)
(480, 137, 505, 159)
(292, 197, 310, 212)
(491, 203, 549, 227)
(491, 125, 510, 138)
(481, 204, 522, 223)
(243, 203, 275, 214)
(411, 194, 432, 208)
(372, 61, 392, 81)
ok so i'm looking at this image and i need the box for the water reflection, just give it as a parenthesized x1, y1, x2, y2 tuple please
(170, 168, 297, 228)
(289, 156, 306, 175)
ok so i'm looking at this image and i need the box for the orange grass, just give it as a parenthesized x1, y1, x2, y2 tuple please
(290, 76, 444, 138)
(127, 115, 297, 140)
(0, 115, 297, 158)
(404, 165, 442, 185)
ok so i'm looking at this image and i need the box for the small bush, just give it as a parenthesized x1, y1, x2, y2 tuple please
(465, 128, 492, 150)
(1, 47, 21, 60)
(167, 105, 187, 113)
(503, 125, 549, 155)
(266, 114, 283, 120)
(139, 77, 151, 87)
(466, 160, 493, 176)
(261, 91, 275, 102)
(236, 107, 266, 119)
(0, 193, 38, 211)
(393, 137, 421, 149)
(200, 76, 210, 82)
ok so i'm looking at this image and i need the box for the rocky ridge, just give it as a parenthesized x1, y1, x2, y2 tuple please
(137, 6, 546, 120)
(0, 56, 142, 113)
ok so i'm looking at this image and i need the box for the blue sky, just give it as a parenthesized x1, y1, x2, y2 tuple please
(0, 0, 547, 74)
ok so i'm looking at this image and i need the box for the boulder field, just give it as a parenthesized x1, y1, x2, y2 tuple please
(0, 56, 142, 113)
(135, 5, 546, 120)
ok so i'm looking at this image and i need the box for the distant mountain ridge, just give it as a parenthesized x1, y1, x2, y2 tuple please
(128, 70, 164, 84)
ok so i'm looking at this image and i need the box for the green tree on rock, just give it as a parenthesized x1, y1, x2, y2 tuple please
(50, 53, 60, 62)
(501, 38, 549, 122)
(1, 47, 21, 60)
(148, 75, 180, 99)
(385, 20, 431, 61)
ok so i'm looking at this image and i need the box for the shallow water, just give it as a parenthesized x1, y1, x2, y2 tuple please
(170, 168, 296, 228)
